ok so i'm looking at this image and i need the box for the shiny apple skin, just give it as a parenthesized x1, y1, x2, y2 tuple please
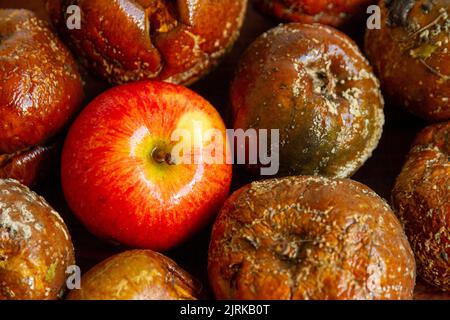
(0, 143, 59, 187)
(61, 81, 232, 251)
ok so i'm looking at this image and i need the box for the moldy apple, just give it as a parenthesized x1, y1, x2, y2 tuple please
(231, 23, 384, 178)
(0, 179, 75, 300)
(209, 176, 416, 300)
(393, 121, 450, 291)
(47, 0, 248, 85)
(365, 0, 450, 121)
(0, 9, 84, 186)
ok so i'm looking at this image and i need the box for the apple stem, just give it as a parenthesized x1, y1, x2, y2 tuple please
(151, 147, 175, 165)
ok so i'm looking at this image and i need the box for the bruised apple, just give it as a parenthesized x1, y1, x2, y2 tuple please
(61, 81, 232, 251)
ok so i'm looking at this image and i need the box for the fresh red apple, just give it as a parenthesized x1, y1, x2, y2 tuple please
(61, 81, 232, 251)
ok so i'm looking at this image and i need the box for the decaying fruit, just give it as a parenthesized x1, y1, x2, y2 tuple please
(0, 9, 83, 186)
(0, 144, 59, 187)
(365, 0, 450, 121)
(67, 250, 203, 300)
(47, 0, 247, 85)
(209, 176, 416, 300)
(0, 179, 75, 300)
(231, 23, 384, 178)
(393, 121, 450, 291)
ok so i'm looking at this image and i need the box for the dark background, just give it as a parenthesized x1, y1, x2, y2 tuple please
(0, 0, 448, 300)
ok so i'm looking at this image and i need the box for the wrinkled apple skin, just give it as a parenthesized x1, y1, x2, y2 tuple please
(0, 9, 83, 154)
(0, 9, 83, 187)
(46, 0, 247, 85)
(208, 176, 415, 300)
(0, 143, 59, 187)
(392, 122, 450, 291)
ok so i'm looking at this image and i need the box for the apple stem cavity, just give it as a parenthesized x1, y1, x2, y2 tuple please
(151, 147, 175, 165)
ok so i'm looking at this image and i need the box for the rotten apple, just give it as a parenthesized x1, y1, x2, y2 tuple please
(0, 9, 84, 186)
(0, 179, 75, 300)
(61, 81, 232, 251)
(46, 0, 248, 85)
(392, 121, 450, 291)
(365, 0, 450, 121)
(231, 23, 384, 178)
(254, 0, 376, 27)
(0, 143, 59, 187)
(208, 176, 416, 300)
(67, 250, 204, 300)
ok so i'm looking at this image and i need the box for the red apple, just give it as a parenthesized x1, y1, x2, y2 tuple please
(61, 81, 232, 251)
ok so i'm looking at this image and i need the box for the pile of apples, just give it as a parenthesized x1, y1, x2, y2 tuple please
(2, 0, 449, 300)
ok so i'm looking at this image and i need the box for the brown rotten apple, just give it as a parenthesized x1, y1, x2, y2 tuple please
(0, 9, 83, 186)
(67, 250, 203, 300)
(208, 176, 416, 300)
(254, 0, 376, 27)
(392, 121, 450, 291)
(0, 179, 75, 300)
(231, 23, 384, 178)
(61, 81, 232, 251)
(365, 0, 450, 121)
(47, 0, 247, 85)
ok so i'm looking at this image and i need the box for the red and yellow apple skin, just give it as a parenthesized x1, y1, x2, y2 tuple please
(61, 81, 232, 251)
